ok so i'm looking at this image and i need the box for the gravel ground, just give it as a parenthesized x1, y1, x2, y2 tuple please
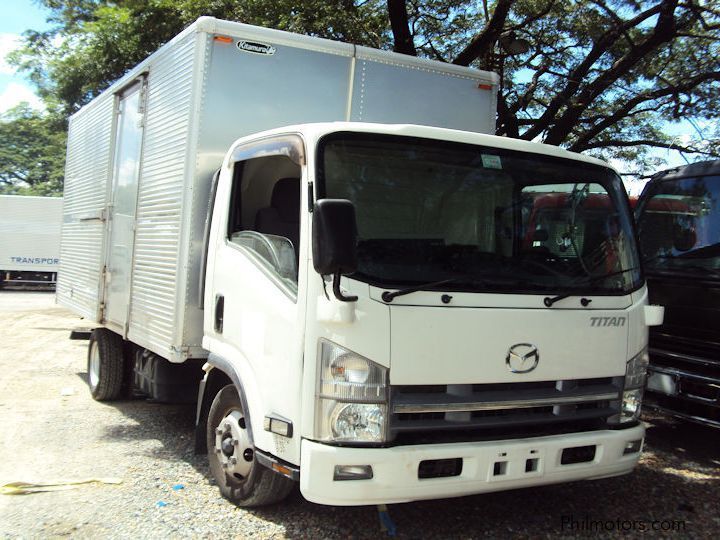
(1, 291, 718, 538)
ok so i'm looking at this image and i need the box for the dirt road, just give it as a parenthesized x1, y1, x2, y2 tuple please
(1, 291, 718, 538)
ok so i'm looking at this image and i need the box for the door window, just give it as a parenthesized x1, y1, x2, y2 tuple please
(226, 155, 301, 295)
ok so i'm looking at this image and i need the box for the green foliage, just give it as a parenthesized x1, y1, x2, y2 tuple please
(9, 0, 390, 116)
(0, 104, 66, 196)
(482, 0, 720, 166)
(4, 0, 720, 183)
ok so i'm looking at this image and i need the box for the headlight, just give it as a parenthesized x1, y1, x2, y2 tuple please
(315, 340, 388, 443)
(620, 388, 644, 423)
(625, 348, 649, 389)
(610, 348, 648, 425)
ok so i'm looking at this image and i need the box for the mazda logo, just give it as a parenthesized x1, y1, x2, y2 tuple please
(506, 343, 540, 373)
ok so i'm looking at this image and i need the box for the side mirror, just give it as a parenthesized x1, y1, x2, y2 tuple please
(312, 199, 358, 302)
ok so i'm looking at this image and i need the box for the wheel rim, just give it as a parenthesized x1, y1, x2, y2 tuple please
(88, 341, 100, 390)
(214, 409, 253, 480)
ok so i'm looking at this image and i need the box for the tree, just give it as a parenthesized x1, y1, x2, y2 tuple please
(8, 0, 720, 173)
(0, 104, 66, 196)
(9, 1, 390, 116)
(387, 0, 720, 168)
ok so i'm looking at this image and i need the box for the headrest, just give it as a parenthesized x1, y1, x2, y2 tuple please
(271, 177, 300, 222)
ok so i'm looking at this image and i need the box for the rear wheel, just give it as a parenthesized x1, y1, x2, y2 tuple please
(87, 328, 125, 401)
(206, 385, 294, 507)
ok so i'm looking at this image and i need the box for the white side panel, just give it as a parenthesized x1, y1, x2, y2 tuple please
(57, 96, 115, 320)
(0, 196, 63, 271)
(127, 32, 198, 358)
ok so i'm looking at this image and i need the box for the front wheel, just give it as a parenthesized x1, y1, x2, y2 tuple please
(206, 385, 294, 507)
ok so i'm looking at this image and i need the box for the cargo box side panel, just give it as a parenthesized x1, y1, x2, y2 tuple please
(0, 196, 63, 272)
(57, 97, 115, 320)
(351, 50, 497, 134)
(127, 32, 199, 358)
(177, 31, 354, 351)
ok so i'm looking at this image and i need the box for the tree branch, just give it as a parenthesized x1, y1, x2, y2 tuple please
(583, 138, 719, 156)
(570, 71, 720, 151)
(387, 0, 416, 56)
(451, 0, 514, 66)
(497, 91, 520, 137)
(542, 0, 684, 145)
(521, 1, 666, 141)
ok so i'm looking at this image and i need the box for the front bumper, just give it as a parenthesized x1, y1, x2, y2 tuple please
(645, 364, 720, 428)
(299, 425, 644, 505)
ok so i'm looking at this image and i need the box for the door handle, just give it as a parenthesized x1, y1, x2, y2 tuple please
(214, 294, 224, 334)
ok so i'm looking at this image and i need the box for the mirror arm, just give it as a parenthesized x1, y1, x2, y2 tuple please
(332, 270, 358, 302)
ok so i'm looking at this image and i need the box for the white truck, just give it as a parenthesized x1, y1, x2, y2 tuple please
(59, 17, 661, 507)
(0, 195, 63, 288)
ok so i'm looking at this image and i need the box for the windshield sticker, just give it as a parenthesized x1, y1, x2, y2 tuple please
(237, 40, 276, 55)
(481, 154, 502, 169)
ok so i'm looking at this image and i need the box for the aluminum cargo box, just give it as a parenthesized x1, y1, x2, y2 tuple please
(58, 17, 498, 362)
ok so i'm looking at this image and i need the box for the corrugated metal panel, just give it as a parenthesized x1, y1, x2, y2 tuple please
(127, 32, 198, 357)
(57, 96, 114, 320)
(59, 17, 500, 363)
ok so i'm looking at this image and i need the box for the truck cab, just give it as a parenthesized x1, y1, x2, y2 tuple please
(197, 122, 658, 506)
(635, 159, 720, 428)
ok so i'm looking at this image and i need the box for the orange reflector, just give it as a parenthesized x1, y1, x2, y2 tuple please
(272, 463, 291, 476)
(214, 36, 233, 44)
(478, 83, 493, 91)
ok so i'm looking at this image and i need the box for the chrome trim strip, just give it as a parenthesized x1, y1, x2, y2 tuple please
(393, 392, 620, 414)
(650, 347, 720, 368)
(649, 365, 720, 385)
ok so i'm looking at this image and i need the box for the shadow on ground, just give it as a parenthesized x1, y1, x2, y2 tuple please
(79, 367, 720, 538)
(643, 411, 720, 470)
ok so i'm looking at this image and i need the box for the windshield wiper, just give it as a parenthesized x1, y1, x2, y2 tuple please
(543, 266, 640, 307)
(381, 277, 515, 302)
(381, 279, 456, 302)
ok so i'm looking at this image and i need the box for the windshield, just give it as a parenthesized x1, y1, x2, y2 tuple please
(318, 133, 642, 295)
(636, 174, 720, 279)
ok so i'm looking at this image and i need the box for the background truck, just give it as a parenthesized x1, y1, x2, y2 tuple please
(0, 195, 63, 289)
(635, 159, 720, 428)
(59, 17, 660, 507)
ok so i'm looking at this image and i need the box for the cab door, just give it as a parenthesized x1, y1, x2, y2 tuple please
(205, 136, 307, 458)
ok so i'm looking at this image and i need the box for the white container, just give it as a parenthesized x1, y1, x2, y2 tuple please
(0, 195, 63, 274)
(57, 17, 499, 362)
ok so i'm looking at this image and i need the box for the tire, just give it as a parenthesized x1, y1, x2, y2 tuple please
(120, 341, 139, 398)
(87, 328, 125, 401)
(207, 385, 294, 507)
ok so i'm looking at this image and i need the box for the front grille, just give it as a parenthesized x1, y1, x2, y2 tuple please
(389, 377, 622, 445)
